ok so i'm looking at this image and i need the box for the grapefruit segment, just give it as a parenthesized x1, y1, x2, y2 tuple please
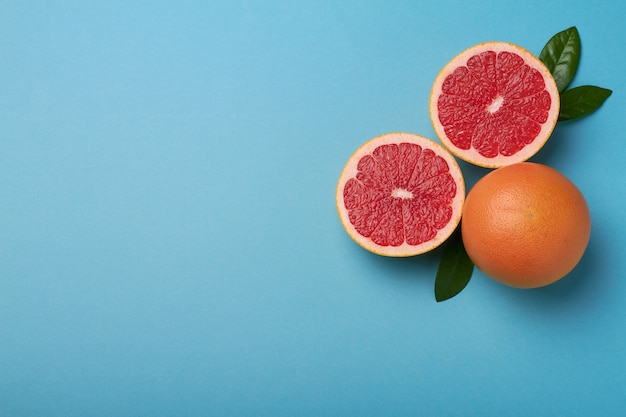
(336, 132, 465, 257)
(430, 42, 560, 168)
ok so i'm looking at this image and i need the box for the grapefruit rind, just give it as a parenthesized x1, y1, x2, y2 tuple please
(429, 42, 560, 168)
(336, 132, 465, 257)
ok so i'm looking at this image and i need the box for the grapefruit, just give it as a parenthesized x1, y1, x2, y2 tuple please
(336, 132, 465, 257)
(461, 162, 590, 288)
(430, 42, 560, 168)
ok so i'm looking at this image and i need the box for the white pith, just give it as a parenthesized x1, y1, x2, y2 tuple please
(488, 95, 504, 113)
(392, 188, 414, 199)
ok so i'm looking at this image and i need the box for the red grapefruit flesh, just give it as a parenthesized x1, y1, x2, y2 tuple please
(430, 42, 560, 168)
(336, 132, 465, 257)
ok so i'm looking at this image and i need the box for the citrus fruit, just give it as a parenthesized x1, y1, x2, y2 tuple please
(336, 132, 465, 257)
(461, 162, 590, 288)
(430, 42, 560, 168)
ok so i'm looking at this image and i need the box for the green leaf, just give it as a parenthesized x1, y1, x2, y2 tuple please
(434, 228, 474, 302)
(539, 26, 581, 92)
(559, 85, 613, 121)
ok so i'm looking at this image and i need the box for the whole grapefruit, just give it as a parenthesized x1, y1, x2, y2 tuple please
(336, 132, 465, 257)
(461, 162, 590, 288)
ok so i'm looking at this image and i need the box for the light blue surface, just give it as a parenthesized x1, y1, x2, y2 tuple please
(1, 1, 624, 416)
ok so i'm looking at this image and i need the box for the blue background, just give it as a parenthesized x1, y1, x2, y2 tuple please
(1, 1, 624, 416)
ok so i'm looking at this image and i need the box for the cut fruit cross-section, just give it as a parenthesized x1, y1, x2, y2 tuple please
(430, 42, 560, 168)
(336, 132, 465, 257)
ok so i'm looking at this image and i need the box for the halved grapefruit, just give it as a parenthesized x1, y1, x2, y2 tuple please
(336, 132, 465, 257)
(430, 42, 560, 168)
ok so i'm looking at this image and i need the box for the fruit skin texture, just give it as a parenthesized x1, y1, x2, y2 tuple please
(430, 42, 560, 168)
(336, 132, 465, 257)
(461, 162, 590, 288)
